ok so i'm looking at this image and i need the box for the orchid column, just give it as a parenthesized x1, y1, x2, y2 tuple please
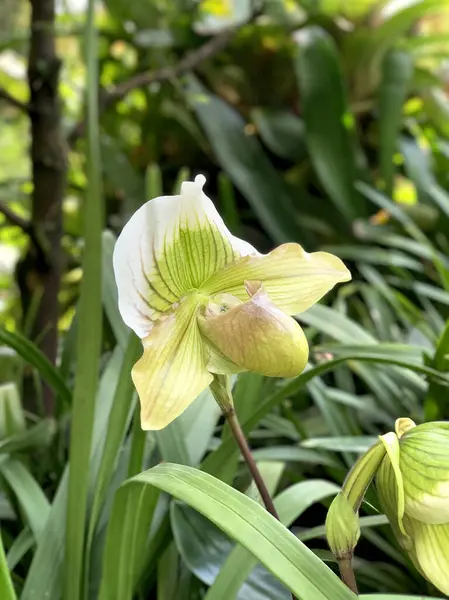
(113, 175, 350, 516)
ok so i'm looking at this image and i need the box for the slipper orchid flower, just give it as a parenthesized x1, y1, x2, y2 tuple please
(113, 175, 350, 430)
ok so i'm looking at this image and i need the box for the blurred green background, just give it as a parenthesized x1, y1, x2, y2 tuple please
(2, 0, 449, 599)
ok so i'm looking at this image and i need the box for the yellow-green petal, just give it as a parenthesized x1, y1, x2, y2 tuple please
(132, 295, 212, 430)
(412, 519, 449, 596)
(113, 175, 257, 338)
(201, 243, 351, 316)
(198, 283, 309, 378)
(379, 432, 406, 534)
(400, 423, 449, 524)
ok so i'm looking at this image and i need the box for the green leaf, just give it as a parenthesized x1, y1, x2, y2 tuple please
(98, 483, 160, 600)
(360, 597, 438, 600)
(301, 437, 377, 453)
(102, 231, 129, 349)
(0, 529, 16, 600)
(0, 419, 55, 454)
(187, 77, 300, 243)
(85, 333, 141, 579)
(294, 27, 365, 222)
(251, 108, 307, 162)
(156, 387, 220, 467)
(0, 329, 71, 407)
(202, 344, 446, 478)
(249, 446, 340, 469)
(6, 527, 34, 570)
(121, 464, 355, 600)
(22, 348, 125, 600)
(205, 480, 339, 600)
(318, 343, 448, 382)
(64, 1, 104, 597)
(0, 457, 50, 540)
(0, 383, 25, 438)
(378, 49, 413, 196)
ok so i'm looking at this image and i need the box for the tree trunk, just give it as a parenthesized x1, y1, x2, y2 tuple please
(22, 0, 66, 415)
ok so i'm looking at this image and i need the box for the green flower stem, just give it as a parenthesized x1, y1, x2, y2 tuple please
(210, 375, 296, 600)
(337, 557, 358, 595)
(210, 375, 279, 519)
(225, 407, 297, 600)
(225, 408, 280, 520)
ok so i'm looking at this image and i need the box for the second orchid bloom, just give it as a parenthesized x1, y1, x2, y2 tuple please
(113, 175, 350, 430)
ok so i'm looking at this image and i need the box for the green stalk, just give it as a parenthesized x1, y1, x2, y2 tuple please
(210, 375, 296, 600)
(0, 531, 16, 600)
(63, 0, 103, 597)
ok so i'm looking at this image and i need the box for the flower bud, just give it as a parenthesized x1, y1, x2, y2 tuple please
(326, 493, 360, 560)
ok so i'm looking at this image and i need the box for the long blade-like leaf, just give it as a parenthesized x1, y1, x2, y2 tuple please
(205, 480, 339, 600)
(294, 27, 365, 222)
(111, 464, 355, 600)
(64, 0, 103, 597)
(378, 49, 413, 196)
(0, 329, 71, 407)
(0, 530, 16, 600)
(187, 77, 300, 243)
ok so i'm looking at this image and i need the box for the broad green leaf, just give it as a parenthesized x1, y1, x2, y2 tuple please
(205, 480, 339, 600)
(0, 530, 16, 600)
(0, 329, 71, 407)
(378, 49, 413, 196)
(120, 464, 355, 600)
(64, 1, 104, 597)
(294, 27, 365, 222)
(186, 78, 300, 243)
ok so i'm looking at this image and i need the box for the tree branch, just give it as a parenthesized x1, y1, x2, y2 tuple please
(0, 201, 50, 265)
(68, 23, 242, 146)
(0, 86, 28, 113)
(0, 201, 31, 230)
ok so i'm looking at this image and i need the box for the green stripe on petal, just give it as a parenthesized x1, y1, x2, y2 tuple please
(412, 520, 449, 596)
(198, 283, 309, 378)
(114, 175, 258, 338)
(132, 294, 212, 430)
(201, 243, 351, 316)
